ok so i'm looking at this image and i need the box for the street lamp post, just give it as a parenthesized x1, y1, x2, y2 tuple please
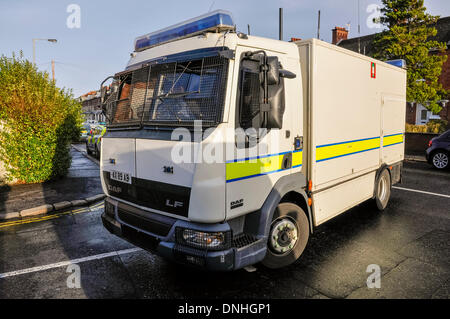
(32, 38, 57, 65)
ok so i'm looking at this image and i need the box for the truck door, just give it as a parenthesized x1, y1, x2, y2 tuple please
(225, 46, 299, 220)
(381, 94, 406, 164)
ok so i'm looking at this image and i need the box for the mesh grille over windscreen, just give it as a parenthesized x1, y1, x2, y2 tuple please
(107, 55, 229, 127)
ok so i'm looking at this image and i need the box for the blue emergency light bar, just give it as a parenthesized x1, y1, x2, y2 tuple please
(134, 10, 235, 52)
(386, 59, 407, 69)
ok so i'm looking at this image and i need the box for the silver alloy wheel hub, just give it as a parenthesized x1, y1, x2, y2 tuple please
(433, 153, 448, 169)
(378, 174, 388, 201)
(269, 218, 298, 254)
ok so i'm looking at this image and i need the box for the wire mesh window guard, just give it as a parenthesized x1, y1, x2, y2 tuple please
(239, 69, 261, 130)
(105, 55, 229, 127)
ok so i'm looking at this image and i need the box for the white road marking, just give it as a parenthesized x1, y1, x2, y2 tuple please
(0, 247, 142, 279)
(392, 186, 450, 199)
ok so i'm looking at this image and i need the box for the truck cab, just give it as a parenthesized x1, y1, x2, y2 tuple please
(100, 10, 405, 270)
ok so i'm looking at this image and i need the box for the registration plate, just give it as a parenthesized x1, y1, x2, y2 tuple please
(110, 171, 131, 184)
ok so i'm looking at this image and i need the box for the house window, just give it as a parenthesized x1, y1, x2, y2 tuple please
(420, 110, 428, 121)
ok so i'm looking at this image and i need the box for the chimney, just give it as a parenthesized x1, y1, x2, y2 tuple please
(289, 37, 302, 42)
(332, 26, 348, 45)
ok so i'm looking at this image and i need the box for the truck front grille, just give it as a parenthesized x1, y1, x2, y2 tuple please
(121, 225, 160, 252)
(103, 171, 190, 218)
(118, 208, 173, 237)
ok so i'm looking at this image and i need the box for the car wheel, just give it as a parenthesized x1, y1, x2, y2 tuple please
(374, 168, 391, 211)
(431, 151, 449, 170)
(95, 145, 100, 159)
(86, 142, 92, 155)
(261, 202, 309, 269)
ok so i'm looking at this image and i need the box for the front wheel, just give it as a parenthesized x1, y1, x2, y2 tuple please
(431, 151, 449, 170)
(374, 169, 391, 211)
(261, 202, 310, 269)
(86, 142, 93, 155)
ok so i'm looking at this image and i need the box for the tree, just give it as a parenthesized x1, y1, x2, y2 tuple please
(0, 52, 83, 183)
(372, 0, 447, 114)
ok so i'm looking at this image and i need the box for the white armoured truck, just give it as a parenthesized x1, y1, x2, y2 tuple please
(100, 10, 406, 270)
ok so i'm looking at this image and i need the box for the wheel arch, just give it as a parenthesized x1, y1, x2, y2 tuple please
(430, 148, 449, 157)
(280, 191, 312, 232)
(246, 172, 313, 239)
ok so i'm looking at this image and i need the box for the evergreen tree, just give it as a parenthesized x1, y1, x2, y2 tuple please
(372, 0, 447, 114)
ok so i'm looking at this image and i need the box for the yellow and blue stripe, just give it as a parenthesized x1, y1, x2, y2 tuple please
(225, 133, 403, 182)
(383, 133, 404, 147)
(316, 136, 380, 162)
(226, 150, 303, 183)
(316, 133, 403, 163)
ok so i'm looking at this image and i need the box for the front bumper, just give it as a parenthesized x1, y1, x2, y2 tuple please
(101, 197, 267, 271)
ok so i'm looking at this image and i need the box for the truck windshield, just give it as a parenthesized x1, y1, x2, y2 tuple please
(105, 55, 229, 128)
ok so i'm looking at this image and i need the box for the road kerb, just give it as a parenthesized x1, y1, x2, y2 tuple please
(20, 204, 53, 217)
(53, 201, 72, 211)
(71, 199, 88, 207)
(0, 194, 105, 221)
(0, 212, 20, 220)
(85, 194, 106, 203)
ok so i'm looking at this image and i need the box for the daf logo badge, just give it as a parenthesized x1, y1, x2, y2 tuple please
(107, 185, 122, 193)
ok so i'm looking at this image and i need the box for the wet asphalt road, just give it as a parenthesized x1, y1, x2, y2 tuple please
(0, 160, 448, 299)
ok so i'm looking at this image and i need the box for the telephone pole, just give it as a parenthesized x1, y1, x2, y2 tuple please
(51, 60, 55, 81)
(317, 10, 321, 39)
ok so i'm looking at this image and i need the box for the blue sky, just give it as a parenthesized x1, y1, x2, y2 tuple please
(1, 0, 449, 97)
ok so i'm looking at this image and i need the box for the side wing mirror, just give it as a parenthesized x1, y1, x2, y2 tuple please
(266, 57, 280, 85)
(100, 75, 114, 105)
(279, 69, 296, 79)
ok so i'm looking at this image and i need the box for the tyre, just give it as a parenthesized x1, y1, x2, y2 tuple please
(374, 169, 391, 211)
(262, 202, 310, 269)
(86, 142, 93, 155)
(431, 151, 449, 170)
(95, 145, 100, 159)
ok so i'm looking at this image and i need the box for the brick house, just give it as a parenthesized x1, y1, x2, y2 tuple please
(78, 90, 105, 123)
(332, 17, 450, 128)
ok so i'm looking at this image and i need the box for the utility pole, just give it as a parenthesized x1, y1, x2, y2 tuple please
(317, 10, 321, 39)
(51, 60, 55, 81)
(358, 0, 361, 53)
(248, 24, 251, 35)
(279, 8, 283, 41)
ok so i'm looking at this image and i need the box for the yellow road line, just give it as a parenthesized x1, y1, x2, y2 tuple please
(90, 202, 104, 210)
(0, 203, 104, 229)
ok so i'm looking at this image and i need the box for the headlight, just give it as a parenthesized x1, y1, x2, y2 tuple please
(175, 227, 231, 250)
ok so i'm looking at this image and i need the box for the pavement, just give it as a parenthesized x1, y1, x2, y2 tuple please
(0, 157, 448, 299)
(0, 146, 103, 217)
(404, 154, 427, 162)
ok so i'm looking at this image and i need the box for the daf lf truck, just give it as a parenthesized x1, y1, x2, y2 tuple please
(100, 10, 407, 270)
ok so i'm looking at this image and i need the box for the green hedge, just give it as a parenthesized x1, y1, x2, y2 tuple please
(405, 119, 448, 134)
(0, 52, 83, 183)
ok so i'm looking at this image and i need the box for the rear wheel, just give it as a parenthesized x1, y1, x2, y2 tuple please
(374, 169, 391, 211)
(95, 145, 100, 159)
(262, 202, 309, 269)
(86, 142, 93, 155)
(431, 151, 449, 170)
